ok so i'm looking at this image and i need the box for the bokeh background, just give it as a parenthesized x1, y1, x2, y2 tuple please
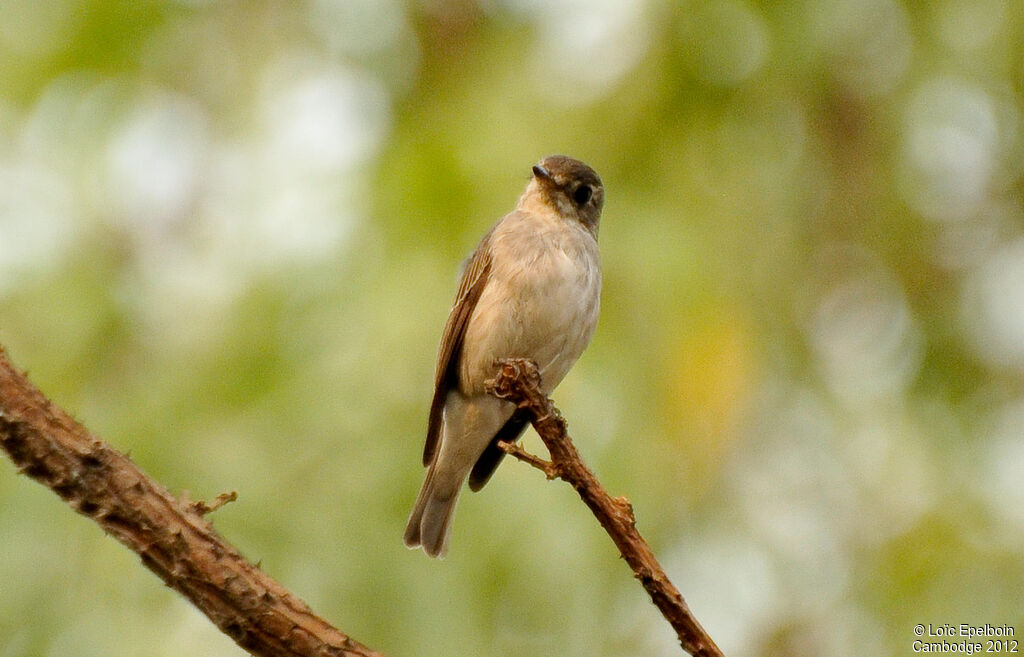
(2, 1, 1023, 656)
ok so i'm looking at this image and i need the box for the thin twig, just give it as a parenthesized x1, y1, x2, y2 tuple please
(495, 439, 558, 479)
(486, 358, 725, 657)
(0, 347, 383, 657)
(190, 490, 239, 516)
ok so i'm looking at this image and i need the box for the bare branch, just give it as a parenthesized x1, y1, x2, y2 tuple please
(0, 346, 384, 657)
(495, 439, 557, 479)
(487, 358, 725, 657)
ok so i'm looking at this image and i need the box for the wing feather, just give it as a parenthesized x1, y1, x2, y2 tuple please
(422, 234, 494, 465)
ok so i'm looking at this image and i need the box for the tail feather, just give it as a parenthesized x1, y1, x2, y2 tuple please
(406, 393, 512, 557)
(404, 467, 461, 558)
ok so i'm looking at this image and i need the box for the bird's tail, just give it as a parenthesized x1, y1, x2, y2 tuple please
(403, 465, 462, 559)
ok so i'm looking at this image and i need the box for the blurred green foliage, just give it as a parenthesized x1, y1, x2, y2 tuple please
(2, 1, 1023, 656)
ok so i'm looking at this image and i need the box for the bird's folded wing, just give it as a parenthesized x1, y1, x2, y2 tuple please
(422, 230, 495, 466)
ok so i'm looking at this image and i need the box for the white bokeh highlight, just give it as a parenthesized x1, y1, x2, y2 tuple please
(502, 0, 652, 102)
(808, 249, 923, 406)
(901, 77, 1000, 224)
(962, 237, 1024, 369)
(105, 93, 209, 227)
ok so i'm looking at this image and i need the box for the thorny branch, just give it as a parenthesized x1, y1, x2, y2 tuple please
(0, 347, 382, 657)
(486, 358, 725, 657)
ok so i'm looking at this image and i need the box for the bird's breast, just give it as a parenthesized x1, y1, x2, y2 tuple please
(459, 217, 601, 393)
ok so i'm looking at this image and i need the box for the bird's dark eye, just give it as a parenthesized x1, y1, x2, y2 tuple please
(573, 185, 592, 205)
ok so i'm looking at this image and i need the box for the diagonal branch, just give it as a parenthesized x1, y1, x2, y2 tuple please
(486, 358, 725, 657)
(0, 346, 384, 657)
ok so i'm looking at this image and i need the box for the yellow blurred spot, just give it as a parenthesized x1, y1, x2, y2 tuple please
(664, 308, 756, 471)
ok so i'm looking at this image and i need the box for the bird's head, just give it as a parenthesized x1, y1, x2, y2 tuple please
(524, 155, 604, 235)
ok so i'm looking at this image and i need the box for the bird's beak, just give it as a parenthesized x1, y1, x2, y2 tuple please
(532, 164, 553, 182)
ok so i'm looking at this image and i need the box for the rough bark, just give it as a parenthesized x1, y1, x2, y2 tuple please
(0, 347, 382, 657)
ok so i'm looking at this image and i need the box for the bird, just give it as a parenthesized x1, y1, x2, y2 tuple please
(404, 155, 604, 558)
